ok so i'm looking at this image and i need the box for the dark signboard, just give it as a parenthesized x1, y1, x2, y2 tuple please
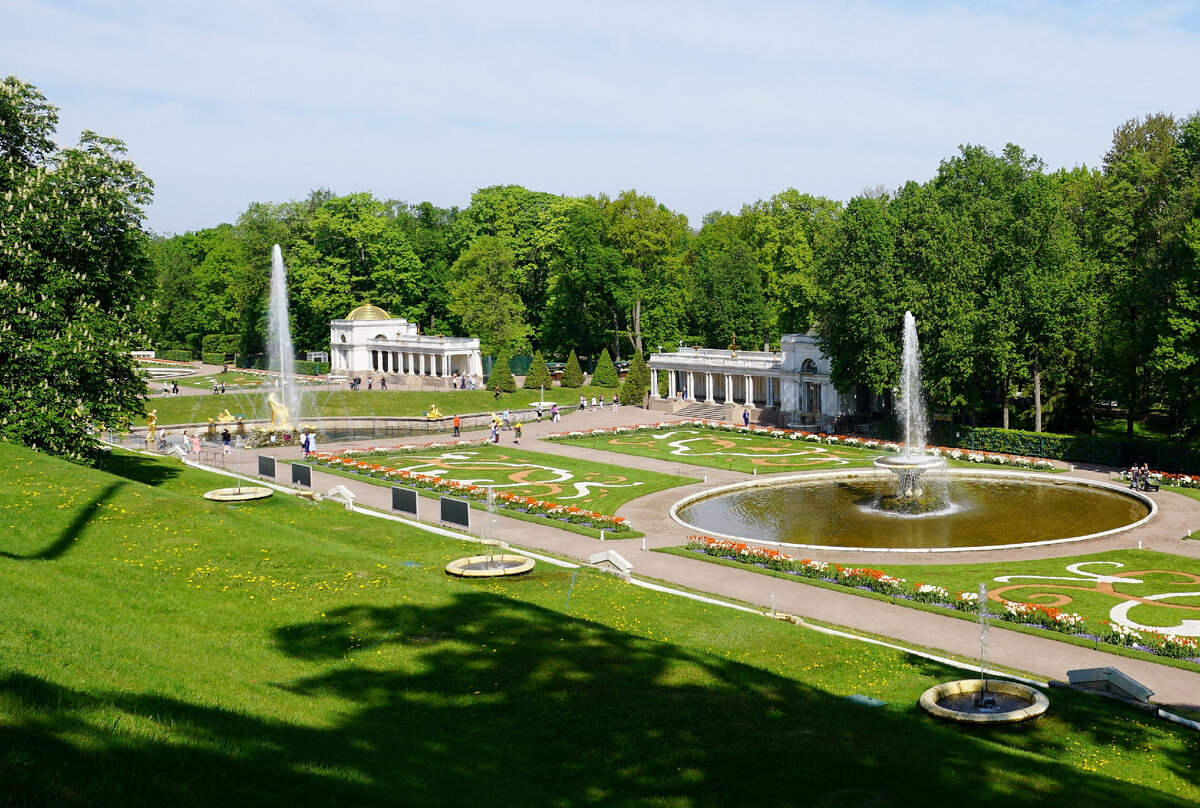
(439, 496, 470, 530)
(291, 463, 312, 488)
(258, 455, 276, 478)
(392, 486, 418, 516)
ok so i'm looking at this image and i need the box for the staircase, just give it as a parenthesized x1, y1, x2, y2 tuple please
(675, 402, 729, 422)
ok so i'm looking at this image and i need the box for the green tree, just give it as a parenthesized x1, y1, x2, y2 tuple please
(523, 350, 553, 390)
(591, 348, 620, 387)
(447, 236, 532, 355)
(486, 352, 517, 393)
(560, 349, 585, 388)
(0, 76, 153, 460)
(619, 350, 650, 405)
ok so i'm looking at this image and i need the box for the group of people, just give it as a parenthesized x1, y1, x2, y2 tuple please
(578, 394, 619, 413)
(348, 375, 387, 391)
(210, 379, 226, 394)
(299, 430, 318, 456)
(451, 374, 479, 390)
(160, 380, 179, 396)
(487, 411, 522, 444)
(532, 402, 560, 422)
(1128, 462, 1156, 491)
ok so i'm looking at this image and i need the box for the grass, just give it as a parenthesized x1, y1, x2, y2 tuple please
(2, 442, 1199, 805)
(549, 425, 1054, 475)
(140, 383, 623, 427)
(662, 544, 1200, 672)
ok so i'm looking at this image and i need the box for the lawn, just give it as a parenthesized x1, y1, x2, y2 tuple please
(1, 442, 1198, 806)
(140, 383, 621, 427)
(547, 424, 1054, 475)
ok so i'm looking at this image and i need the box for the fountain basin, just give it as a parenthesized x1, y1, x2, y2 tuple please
(445, 554, 535, 578)
(920, 679, 1048, 724)
(671, 469, 1155, 551)
(204, 486, 273, 502)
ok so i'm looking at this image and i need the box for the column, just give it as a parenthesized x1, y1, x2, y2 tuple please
(724, 373, 733, 404)
(705, 373, 715, 403)
(686, 371, 695, 400)
(407, 352, 414, 374)
(767, 376, 775, 407)
(745, 374, 753, 406)
(651, 369, 660, 398)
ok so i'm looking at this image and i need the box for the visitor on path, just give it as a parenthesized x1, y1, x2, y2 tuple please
(536, 403, 543, 422)
(220, 381, 226, 394)
(367, 377, 373, 390)
(513, 422, 522, 444)
(212, 380, 219, 394)
(453, 414, 461, 437)
(171, 381, 179, 395)
(611, 393, 618, 412)
(158, 431, 169, 453)
(551, 404, 559, 422)
(221, 428, 231, 454)
(221, 364, 228, 375)
(743, 408, 750, 426)
(161, 380, 169, 396)
(503, 408, 510, 429)
(307, 433, 317, 455)
(300, 431, 310, 456)
(380, 376, 387, 390)
(180, 431, 190, 455)
(579, 395, 585, 411)
(191, 433, 201, 454)
(591, 396, 598, 412)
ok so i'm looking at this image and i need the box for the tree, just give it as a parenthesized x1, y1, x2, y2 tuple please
(619, 351, 650, 405)
(0, 76, 153, 460)
(523, 350, 553, 390)
(447, 236, 532, 355)
(486, 352, 517, 393)
(560, 349, 585, 388)
(591, 348, 620, 387)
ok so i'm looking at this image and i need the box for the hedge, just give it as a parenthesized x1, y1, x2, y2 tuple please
(293, 360, 330, 376)
(158, 349, 193, 362)
(201, 334, 239, 355)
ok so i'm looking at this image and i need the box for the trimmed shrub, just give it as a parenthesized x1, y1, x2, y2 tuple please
(619, 351, 650, 405)
(560, 349, 585, 388)
(158, 349, 193, 362)
(523, 351, 553, 390)
(487, 353, 517, 393)
(591, 348, 620, 388)
(201, 352, 226, 366)
(201, 334, 239, 355)
(293, 360, 330, 377)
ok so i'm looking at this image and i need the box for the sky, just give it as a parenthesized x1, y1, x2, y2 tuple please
(4, 0, 1200, 235)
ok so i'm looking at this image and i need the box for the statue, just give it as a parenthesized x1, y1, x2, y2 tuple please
(426, 404, 442, 420)
(267, 393, 291, 429)
(216, 408, 236, 423)
(145, 409, 158, 441)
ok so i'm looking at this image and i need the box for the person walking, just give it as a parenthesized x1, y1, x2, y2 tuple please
(453, 414, 461, 437)
(502, 408, 510, 430)
(221, 428, 231, 454)
(161, 380, 169, 396)
(743, 408, 750, 427)
(380, 376, 387, 390)
(611, 393, 618, 412)
(536, 403, 543, 422)
(367, 376, 373, 390)
(513, 421, 522, 444)
(171, 380, 179, 395)
(212, 380, 219, 394)
(551, 403, 559, 422)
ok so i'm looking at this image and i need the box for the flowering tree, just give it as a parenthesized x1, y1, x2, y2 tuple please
(0, 77, 153, 460)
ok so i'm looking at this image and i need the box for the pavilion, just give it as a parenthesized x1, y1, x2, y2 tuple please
(329, 305, 483, 387)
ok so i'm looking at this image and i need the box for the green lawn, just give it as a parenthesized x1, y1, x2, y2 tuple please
(2, 442, 1198, 806)
(140, 384, 620, 427)
(548, 425, 1051, 475)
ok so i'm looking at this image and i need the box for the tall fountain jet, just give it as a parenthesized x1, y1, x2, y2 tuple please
(267, 244, 299, 429)
(873, 311, 947, 511)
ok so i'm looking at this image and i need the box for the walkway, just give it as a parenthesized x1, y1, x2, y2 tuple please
(211, 404, 1200, 714)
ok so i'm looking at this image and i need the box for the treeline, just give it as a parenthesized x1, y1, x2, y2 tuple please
(145, 112, 1200, 437)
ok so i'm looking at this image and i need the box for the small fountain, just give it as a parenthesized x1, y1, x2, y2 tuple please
(872, 311, 948, 514)
(445, 487, 536, 577)
(268, 244, 301, 430)
(919, 583, 1048, 724)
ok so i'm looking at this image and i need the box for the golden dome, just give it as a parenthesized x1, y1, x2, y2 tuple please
(346, 304, 391, 321)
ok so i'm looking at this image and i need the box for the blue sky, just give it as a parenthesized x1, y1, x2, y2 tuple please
(4, 0, 1199, 234)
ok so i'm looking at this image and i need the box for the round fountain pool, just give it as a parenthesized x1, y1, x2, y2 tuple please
(672, 470, 1154, 551)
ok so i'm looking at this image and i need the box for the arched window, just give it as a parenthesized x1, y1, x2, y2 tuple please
(339, 334, 347, 343)
(801, 358, 818, 373)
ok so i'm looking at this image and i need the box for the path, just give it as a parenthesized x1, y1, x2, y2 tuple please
(206, 403, 1200, 713)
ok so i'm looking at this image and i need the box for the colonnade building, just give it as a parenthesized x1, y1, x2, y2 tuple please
(329, 305, 483, 387)
(647, 333, 853, 430)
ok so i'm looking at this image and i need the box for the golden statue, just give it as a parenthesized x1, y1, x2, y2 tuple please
(427, 404, 442, 420)
(145, 409, 158, 441)
(216, 408, 236, 423)
(267, 393, 291, 429)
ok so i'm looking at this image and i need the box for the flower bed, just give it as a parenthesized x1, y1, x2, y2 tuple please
(307, 450, 632, 533)
(549, 420, 1055, 470)
(684, 535, 1200, 662)
(1118, 469, 1200, 491)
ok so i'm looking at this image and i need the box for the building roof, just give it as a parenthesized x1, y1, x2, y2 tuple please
(345, 304, 391, 321)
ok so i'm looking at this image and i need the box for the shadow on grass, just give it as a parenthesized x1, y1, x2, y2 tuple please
(2, 591, 1198, 807)
(0, 481, 123, 562)
(94, 451, 184, 488)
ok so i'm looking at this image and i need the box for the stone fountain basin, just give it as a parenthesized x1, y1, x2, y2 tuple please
(919, 679, 1048, 724)
(203, 486, 273, 502)
(445, 554, 535, 578)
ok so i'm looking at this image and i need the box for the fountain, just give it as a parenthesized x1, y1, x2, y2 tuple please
(872, 311, 948, 514)
(670, 311, 1155, 551)
(268, 244, 301, 430)
(445, 487, 536, 577)
(919, 583, 1049, 724)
